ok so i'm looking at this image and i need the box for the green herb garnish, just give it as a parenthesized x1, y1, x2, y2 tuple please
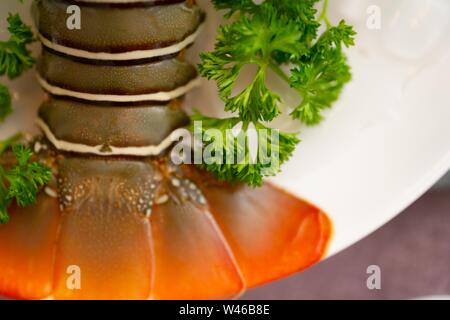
(0, 135, 52, 224)
(0, 84, 12, 122)
(0, 13, 35, 79)
(192, 0, 355, 186)
(191, 112, 299, 187)
(0, 12, 36, 122)
(0, 8, 51, 224)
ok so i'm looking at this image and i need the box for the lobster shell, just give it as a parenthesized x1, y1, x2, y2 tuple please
(0, 0, 332, 299)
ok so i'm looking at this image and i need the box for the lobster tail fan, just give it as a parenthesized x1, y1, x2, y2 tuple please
(0, 193, 60, 299)
(150, 199, 245, 300)
(0, 162, 331, 300)
(50, 157, 154, 300)
(201, 183, 332, 288)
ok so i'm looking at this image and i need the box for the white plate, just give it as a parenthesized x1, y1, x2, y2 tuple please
(1, 0, 450, 259)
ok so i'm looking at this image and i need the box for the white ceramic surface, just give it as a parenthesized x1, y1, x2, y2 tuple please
(1, 0, 449, 259)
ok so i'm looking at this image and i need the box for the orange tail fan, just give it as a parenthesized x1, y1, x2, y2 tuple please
(0, 160, 331, 300)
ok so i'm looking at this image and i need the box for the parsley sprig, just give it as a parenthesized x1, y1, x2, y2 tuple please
(193, 0, 355, 186)
(0, 13, 35, 79)
(191, 112, 299, 187)
(0, 13, 36, 121)
(0, 7, 49, 224)
(0, 135, 52, 224)
(0, 84, 12, 122)
(290, 20, 355, 124)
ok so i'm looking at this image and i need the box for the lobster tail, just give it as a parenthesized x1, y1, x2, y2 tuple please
(0, 0, 332, 300)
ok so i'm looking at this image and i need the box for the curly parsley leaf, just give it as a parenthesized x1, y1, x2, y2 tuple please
(195, 0, 355, 186)
(212, 0, 256, 17)
(0, 140, 52, 224)
(290, 20, 356, 125)
(202, 1, 355, 125)
(0, 13, 36, 80)
(0, 84, 12, 122)
(191, 112, 299, 187)
(199, 3, 308, 122)
(5, 145, 52, 207)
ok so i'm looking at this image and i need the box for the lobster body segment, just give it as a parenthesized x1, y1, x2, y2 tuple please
(0, 0, 332, 300)
(37, 48, 199, 98)
(33, 0, 205, 58)
(38, 97, 189, 155)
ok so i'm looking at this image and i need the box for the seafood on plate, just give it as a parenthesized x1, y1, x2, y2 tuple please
(0, 0, 333, 300)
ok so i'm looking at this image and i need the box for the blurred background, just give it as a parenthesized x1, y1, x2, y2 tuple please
(243, 172, 450, 300)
